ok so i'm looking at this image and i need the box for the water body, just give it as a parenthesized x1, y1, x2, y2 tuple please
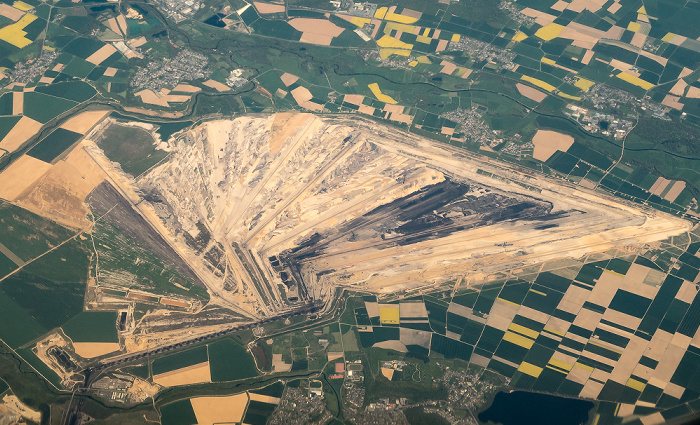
(478, 391, 594, 425)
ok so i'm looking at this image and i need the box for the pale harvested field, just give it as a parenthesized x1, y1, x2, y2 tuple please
(669, 79, 688, 96)
(687, 86, 700, 99)
(516, 83, 547, 102)
(73, 342, 121, 358)
(532, 129, 574, 161)
(172, 84, 201, 93)
(152, 362, 211, 387)
(0, 116, 42, 153)
(116, 15, 127, 35)
(607, 2, 621, 13)
(289, 18, 343, 45)
(289, 18, 344, 37)
(203, 79, 230, 92)
(60, 110, 110, 134)
(0, 155, 52, 201)
(399, 302, 428, 318)
(661, 94, 683, 110)
(248, 393, 280, 404)
(103, 67, 118, 77)
(0, 3, 23, 20)
(254, 2, 285, 13)
(190, 393, 248, 424)
(280, 72, 298, 86)
(649, 177, 671, 196)
(271, 353, 291, 372)
(128, 36, 147, 47)
(14, 142, 108, 228)
(290, 86, 323, 111)
(551, 0, 568, 11)
(373, 340, 407, 352)
(86, 44, 118, 65)
(399, 328, 431, 348)
(106, 17, 122, 36)
(135, 89, 169, 107)
(381, 367, 394, 380)
(358, 104, 374, 115)
(439, 60, 457, 75)
(12, 91, 22, 115)
(343, 94, 364, 106)
(664, 180, 685, 202)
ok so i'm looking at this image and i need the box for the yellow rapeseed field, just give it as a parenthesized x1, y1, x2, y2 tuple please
(616, 72, 654, 90)
(0, 14, 37, 48)
(535, 23, 564, 41)
(521, 75, 556, 92)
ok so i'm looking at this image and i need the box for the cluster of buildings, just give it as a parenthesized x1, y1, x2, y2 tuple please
(130, 50, 210, 92)
(7, 50, 58, 84)
(582, 83, 670, 120)
(447, 37, 516, 71)
(150, 0, 202, 22)
(91, 373, 134, 403)
(499, 0, 535, 25)
(226, 69, 248, 88)
(565, 104, 634, 139)
(441, 107, 512, 148)
(268, 386, 333, 425)
(330, 1, 378, 17)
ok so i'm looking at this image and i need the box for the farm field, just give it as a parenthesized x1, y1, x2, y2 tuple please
(208, 337, 258, 382)
(159, 383, 282, 425)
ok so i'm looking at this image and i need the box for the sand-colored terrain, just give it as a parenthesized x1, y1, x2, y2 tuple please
(73, 342, 121, 358)
(516, 83, 547, 102)
(0, 3, 24, 20)
(0, 155, 52, 201)
(60, 109, 110, 134)
(86, 44, 118, 65)
(152, 362, 211, 387)
(248, 393, 280, 404)
(202, 79, 230, 92)
(280, 73, 298, 86)
(254, 1, 284, 13)
(190, 393, 248, 424)
(289, 18, 344, 45)
(1, 395, 40, 424)
(13, 141, 108, 228)
(532, 129, 575, 161)
(0, 116, 42, 153)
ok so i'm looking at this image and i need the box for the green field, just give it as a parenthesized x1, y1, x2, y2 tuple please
(62, 311, 118, 343)
(27, 128, 82, 163)
(0, 202, 75, 261)
(151, 345, 208, 376)
(22, 92, 78, 124)
(208, 338, 258, 382)
(0, 290, 47, 348)
(160, 399, 197, 425)
(96, 123, 167, 176)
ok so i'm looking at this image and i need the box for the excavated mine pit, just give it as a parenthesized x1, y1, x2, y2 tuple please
(91, 113, 690, 316)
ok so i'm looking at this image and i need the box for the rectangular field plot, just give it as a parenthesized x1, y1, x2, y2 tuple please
(27, 128, 82, 163)
(151, 345, 208, 376)
(61, 311, 118, 343)
(208, 338, 259, 382)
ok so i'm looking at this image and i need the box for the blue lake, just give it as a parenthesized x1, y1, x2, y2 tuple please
(478, 390, 594, 425)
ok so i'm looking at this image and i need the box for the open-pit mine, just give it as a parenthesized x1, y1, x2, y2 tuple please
(115, 113, 690, 318)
